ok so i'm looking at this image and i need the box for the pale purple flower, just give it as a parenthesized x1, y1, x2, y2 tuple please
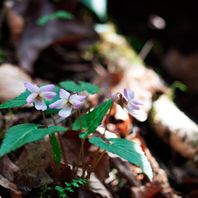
(24, 82, 56, 111)
(49, 89, 87, 118)
(123, 88, 142, 116)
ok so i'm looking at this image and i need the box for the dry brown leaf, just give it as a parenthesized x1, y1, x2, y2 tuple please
(5, 4, 24, 42)
(105, 104, 132, 137)
(0, 64, 31, 102)
(16, 142, 52, 188)
(89, 173, 113, 198)
(0, 156, 19, 181)
(110, 158, 140, 186)
(131, 182, 161, 198)
(0, 174, 22, 197)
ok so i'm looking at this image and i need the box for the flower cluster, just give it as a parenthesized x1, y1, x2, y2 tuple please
(24, 82, 86, 118)
(112, 88, 142, 116)
(25, 82, 141, 118)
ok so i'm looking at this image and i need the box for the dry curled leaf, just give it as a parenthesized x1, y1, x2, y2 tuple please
(0, 64, 31, 102)
(0, 174, 22, 197)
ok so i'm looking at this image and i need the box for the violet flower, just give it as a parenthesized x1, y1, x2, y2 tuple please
(24, 82, 56, 111)
(123, 88, 142, 116)
(49, 89, 87, 118)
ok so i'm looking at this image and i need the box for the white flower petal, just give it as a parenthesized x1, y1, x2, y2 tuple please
(132, 99, 143, 105)
(127, 102, 140, 111)
(70, 94, 86, 108)
(72, 101, 84, 109)
(26, 93, 38, 104)
(49, 99, 65, 109)
(124, 88, 134, 100)
(40, 91, 56, 100)
(60, 89, 70, 100)
(24, 82, 39, 93)
(70, 94, 86, 102)
(34, 99, 47, 111)
(127, 109, 137, 116)
(58, 106, 72, 118)
(40, 84, 55, 92)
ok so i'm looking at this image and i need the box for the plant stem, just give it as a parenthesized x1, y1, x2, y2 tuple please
(51, 114, 68, 166)
(80, 139, 86, 176)
(75, 109, 86, 176)
(42, 111, 48, 127)
(87, 150, 105, 178)
(41, 111, 59, 182)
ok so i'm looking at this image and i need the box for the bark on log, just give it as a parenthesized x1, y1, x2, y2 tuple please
(150, 94, 198, 160)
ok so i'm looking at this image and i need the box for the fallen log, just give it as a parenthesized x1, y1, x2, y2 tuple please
(150, 94, 198, 160)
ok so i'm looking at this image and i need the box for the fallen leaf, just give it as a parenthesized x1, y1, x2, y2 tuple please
(0, 156, 19, 181)
(0, 64, 31, 102)
(0, 174, 22, 197)
(131, 182, 161, 198)
(5, 4, 24, 43)
(89, 173, 113, 198)
(16, 142, 52, 188)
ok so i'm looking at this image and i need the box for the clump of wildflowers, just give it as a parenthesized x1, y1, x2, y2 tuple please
(112, 88, 142, 116)
(24, 82, 56, 111)
(49, 88, 87, 118)
(0, 81, 153, 184)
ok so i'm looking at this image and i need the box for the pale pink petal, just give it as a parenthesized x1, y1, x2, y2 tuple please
(124, 88, 134, 100)
(58, 106, 72, 118)
(40, 91, 56, 100)
(132, 99, 143, 105)
(24, 82, 39, 93)
(69, 95, 86, 109)
(26, 93, 38, 104)
(34, 99, 47, 111)
(70, 94, 87, 102)
(40, 84, 55, 92)
(128, 109, 137, 116)
(72, 101, 84, 109)
(49, 99, 65, 109)
(60, 89, 70, 99)
(127, 102, 140, 111)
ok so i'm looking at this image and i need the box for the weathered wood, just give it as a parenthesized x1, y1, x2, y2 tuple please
(150, 95, 198, 160)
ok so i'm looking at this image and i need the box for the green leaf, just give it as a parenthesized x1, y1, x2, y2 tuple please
(55, 186, 67, 198)
(37, 10, 74, 26)
(72, 99, 113, 139)
(89, 137, 153, 181)
(60, 81, 100, 94)
(49, 134, 62, 164)
(171, 81, 187, 92)
(0, 90, 30, 109)
(0, 123, 67, 157)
